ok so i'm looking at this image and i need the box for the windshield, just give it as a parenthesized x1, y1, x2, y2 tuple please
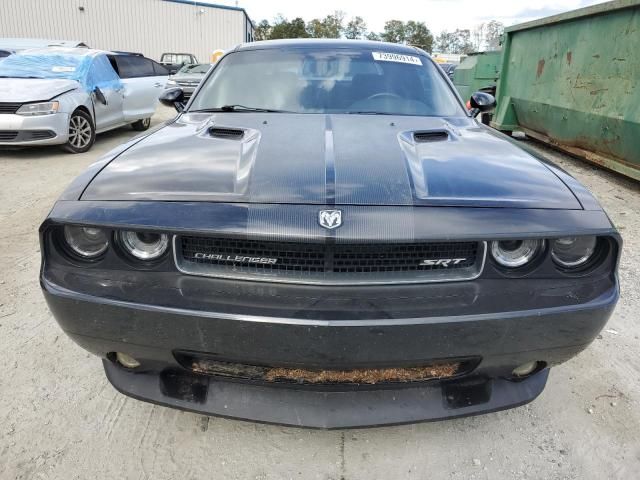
(0, 52, 89, 80)
(189, 49, 464, 116)
(177, 63, 211, 75)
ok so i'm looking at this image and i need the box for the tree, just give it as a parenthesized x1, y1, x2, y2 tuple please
(484, 20, 504, 50)
(307, 11, 345, 38)
(405, 20, 433, 52)
(380, 20, 433, 52)
(380, 20, 406, 44)
(436, 29, 473, 54)
(471, 23, 485, 51)
(436, 31, 454, 52)
(344, 16, 367, 40)
(269, 16, 309, 39)
(254, 19, 271, 41)
(365, 31, 381, 41)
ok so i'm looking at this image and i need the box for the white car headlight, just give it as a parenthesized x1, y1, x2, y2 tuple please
(166, 79, 177, 86)
(16, 101, 59, 116)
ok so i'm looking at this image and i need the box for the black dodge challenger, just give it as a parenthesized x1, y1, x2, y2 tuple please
(40, 40, 620, 429)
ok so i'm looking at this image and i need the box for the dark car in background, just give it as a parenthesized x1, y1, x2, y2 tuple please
(40, 39, 620, 429)
(439, 62, 456, 80)
(165, 63, 212, 100)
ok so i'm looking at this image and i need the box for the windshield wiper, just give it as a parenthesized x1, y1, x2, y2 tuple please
(0, 75, 42, 79)
(191, 105, 291, 113)
(344, 111, 395, 115)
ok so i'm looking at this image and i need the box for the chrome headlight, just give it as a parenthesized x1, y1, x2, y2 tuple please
(551, 236, 597, 268)
(16, 101, 59, 116)
(490, 239, 544, 268)
(63, 225, 109, 258)
(118, 231, 169, 260)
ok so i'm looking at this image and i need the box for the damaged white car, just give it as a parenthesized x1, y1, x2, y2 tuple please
(0, 48, 169, 153)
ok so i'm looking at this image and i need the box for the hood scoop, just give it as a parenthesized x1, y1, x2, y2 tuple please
(208, 126, 245, 140)
(413, 130, 449, 143)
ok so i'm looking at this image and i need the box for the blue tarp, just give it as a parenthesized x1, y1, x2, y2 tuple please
(0, 49, 121, 92)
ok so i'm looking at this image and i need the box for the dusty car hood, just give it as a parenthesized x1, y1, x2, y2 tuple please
(171, 73, 204, 83)
(82, 113, 581, 209)
(0, 78, 79, 102)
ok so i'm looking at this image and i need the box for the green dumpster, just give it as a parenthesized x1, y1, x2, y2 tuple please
(453, 51, 501, 101)
(491, 0, 640, 181)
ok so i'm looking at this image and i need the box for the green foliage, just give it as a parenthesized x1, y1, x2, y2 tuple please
(269, 15, 309, 39)
(254, 19, 271, 41)
(252, 14, 436, 52)
(380, 20, 433, 52)
(380, 20, 406, 43)
(344, 16, 367, 40)
(436, 29, 474, 54)
(307, 11, 345, 38)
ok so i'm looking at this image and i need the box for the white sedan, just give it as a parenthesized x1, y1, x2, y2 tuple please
(0, 48, 169, 153)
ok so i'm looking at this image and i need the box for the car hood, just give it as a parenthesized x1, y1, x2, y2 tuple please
(171, 74, 204, 82)
(0, 78, 79, 102)
(81, 113, 582, 209)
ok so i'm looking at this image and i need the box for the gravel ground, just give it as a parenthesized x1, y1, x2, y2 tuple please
(0, 107, 638, 480)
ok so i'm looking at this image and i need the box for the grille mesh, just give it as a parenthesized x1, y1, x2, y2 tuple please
(0, 131, 18, 140)
(177, 236, 483, 284)
(0, 103, 22, 114)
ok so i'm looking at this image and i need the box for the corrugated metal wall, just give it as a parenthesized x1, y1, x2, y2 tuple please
(0, 0, 253, 62)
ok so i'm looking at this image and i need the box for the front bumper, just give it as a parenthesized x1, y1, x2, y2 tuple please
(0, 112, 69, 146)
(40, 202, 621, 427)
(42, 275, 617, 428)
(104, 359, 550, 429)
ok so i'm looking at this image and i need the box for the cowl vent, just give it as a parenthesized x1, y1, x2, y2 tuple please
(208, 127, 245, 139)
(413, 131, 449, 143)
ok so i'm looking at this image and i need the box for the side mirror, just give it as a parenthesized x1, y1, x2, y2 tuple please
(159, 87, 186, 112)
(93, 86, 107, 105)
(469, 91, 496, 113)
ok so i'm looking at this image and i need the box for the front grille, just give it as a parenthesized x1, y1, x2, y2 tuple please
(28, 130, 56, 140)
(175, 236, 485, 284)
(0, 130, 56, 142)
(0, 103, 22, 114)
(0, 131, 18, 140)
(183, 358, 468, 386)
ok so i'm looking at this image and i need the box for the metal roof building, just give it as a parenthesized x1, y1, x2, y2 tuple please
(0, 0, 254, 63)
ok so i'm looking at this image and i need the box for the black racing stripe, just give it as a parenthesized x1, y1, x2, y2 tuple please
(324, 115, 336, 206)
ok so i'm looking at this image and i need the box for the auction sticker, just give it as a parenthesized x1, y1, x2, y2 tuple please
(372, 52, 422, 65)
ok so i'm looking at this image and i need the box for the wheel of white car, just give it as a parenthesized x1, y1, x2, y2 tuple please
(62, 110, 96, 154)
(132, 117, 151, 131)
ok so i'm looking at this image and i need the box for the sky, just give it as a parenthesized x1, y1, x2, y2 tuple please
(204, 0, 607, 35)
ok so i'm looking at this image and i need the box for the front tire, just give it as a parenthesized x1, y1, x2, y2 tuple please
(131, 117, 151, 131)
(62, 110, 95, 153)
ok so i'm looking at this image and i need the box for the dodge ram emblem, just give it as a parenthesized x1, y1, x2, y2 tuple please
(318, 209, 342, 229)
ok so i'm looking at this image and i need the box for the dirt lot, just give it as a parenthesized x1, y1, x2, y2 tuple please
(1, 106, 639, 480)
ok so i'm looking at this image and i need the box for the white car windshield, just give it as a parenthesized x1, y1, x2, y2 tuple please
(178, 63, 211, 75)
(189, 48, 464, 116)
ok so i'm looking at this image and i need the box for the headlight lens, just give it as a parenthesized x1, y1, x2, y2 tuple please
(551, 236, 597, 268)
(63, 225, 109, 258)
(118, 231, 169, 260)
(491, 239, 543, 268)
(166, 79, 177, 85)
(16, 101, 59, 116)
